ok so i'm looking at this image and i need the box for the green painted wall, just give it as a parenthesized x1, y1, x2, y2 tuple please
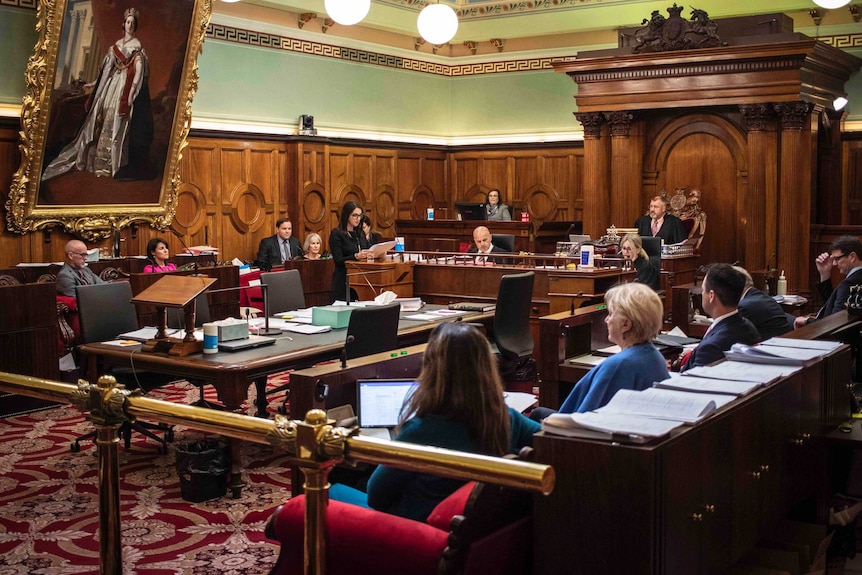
(2, 7, 860, 136)
(0, 7, 38, 106)
(196, 41, 454, 137)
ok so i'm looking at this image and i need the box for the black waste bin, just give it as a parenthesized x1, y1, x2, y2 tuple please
(175, 439, 229, 502)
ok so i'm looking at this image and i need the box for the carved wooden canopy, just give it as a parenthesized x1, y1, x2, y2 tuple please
(554, 37, 860, 113)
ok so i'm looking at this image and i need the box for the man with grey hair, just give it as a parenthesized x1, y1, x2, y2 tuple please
(734, 266, 792, 340)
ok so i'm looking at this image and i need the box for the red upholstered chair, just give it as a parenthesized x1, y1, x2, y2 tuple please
(265, 478, 533, 575)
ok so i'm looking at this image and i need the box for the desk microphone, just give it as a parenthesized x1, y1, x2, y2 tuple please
(341, 335, 355, 368)
(170, 227, 199, 276)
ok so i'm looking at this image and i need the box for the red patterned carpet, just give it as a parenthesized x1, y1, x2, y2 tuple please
(0, 377, 293, 574)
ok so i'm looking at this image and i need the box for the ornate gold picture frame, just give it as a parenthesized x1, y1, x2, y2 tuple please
(5, 0, 212, 241)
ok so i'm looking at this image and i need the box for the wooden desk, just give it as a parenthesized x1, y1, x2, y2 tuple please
(0, 281, 59, 380)
(238, 259, 335, 309)
(396, 219, 532, 253)
(413, 261, 634, 317)
(79, 306, 493, 497)
(532, 316, 855, 574)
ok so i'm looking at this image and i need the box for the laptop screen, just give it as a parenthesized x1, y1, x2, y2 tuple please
(357, 378, 419, 428)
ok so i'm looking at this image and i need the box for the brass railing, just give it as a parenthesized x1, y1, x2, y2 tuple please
(0, 371, 554, 575)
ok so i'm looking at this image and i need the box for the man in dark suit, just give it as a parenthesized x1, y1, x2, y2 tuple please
(634, 195, 687, 245)
(795, 235, 862, 328)
(682, 263, 761, 371)
(735, 266, 792, 340)
(56, 239, 104, 297)
(467, 225, 509, 264)
(255, 218, 304, 271)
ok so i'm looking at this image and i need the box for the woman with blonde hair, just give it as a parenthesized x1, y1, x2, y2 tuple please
(302, 232, 323, 260)
(557, 282, 668, 413)
(330, 322, 539, 521)
(620, 233, 660, 291)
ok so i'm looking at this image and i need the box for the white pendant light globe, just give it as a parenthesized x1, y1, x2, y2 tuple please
(324, 0, 371, 26)
(812, 0, 850, 8)
(417, 3, 458, 45)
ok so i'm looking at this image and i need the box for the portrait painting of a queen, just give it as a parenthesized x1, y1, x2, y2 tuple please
(37, 0, 197, 206)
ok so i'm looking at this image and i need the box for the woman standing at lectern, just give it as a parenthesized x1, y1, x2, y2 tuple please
(329, 201, 371, 302)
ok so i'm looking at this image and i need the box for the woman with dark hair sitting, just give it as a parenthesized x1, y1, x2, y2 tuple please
(143, 237, 176, 273)
(329, 201, 372, 302)
(330, 322, 539, 521)
(485, 189, 512, 221)
(360, 215, 382, 246)
(620, 233, 660, 291)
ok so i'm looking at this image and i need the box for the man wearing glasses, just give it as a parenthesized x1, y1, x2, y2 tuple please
(795, 235, 862, 328)
(56, 239, 104, 297)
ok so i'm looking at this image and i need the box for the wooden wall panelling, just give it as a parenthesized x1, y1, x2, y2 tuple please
(845, 139, 862, 225)
(739, 105, 779, 272)
(296, 142, 328, 244)
(373, 152, 397, 236)
(396, 151, 447, 221)
(816, 110, 845, 226)
(0, 127, 27, 269)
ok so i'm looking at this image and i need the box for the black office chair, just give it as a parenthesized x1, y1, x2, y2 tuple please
(261, 270, 306, 315)
(260, 270, 306, 413)
(167, 292, 221, 410)
(72, 282, 174, 454)
(491, 272, 535, 381)
(640, 236, 662, 266)
(345, 302, 401, 360)
(491, 234, 516, 253)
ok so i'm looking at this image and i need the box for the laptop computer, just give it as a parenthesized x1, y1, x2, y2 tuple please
(356, 378, 418, 439)
(218, 334, 277, 352)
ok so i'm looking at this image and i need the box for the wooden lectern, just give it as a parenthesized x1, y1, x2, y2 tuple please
(348, 261, 414, 301)
(131, 275, 217, 356)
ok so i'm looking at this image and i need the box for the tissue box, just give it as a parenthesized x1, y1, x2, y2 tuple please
(217, 321, 249, 342)
(312, 306, 353, 329)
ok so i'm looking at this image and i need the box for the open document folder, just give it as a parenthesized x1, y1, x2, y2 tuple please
(541, 411, 683, 443)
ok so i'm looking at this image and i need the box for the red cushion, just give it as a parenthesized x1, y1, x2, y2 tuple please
(426, 481, 475, 530)
(269, 496, 449, 575)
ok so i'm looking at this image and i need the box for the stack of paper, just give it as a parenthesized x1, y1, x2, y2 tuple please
(724, 343, 828, 366)
(541, 411, 684, 443)
(683, 361, 800, 384)
(595, 387, 722, 424)
(655, 373, 762, 397)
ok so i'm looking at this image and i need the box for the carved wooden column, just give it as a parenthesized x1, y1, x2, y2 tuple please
(576, 112, 610, 238)
(605, 111, 643, 229)
(775, 101, 815, 292)
(739, 104, 777, 272)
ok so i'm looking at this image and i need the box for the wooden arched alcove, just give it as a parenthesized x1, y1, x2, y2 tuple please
(645, 112, 749, 266)
(555, 11, 861, 290)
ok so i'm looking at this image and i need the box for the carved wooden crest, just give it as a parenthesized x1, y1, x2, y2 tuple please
(633, 4, 722, 54)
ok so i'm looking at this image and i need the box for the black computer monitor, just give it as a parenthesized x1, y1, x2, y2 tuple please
(454, 202, 486, 221)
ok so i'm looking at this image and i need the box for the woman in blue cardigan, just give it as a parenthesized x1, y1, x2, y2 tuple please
(330, 321, 539, 521)
(558, 282, 669, 413)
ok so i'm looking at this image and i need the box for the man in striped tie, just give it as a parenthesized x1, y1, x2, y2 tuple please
(56, 239, 104, 297)
(633, 195, 687, 245)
